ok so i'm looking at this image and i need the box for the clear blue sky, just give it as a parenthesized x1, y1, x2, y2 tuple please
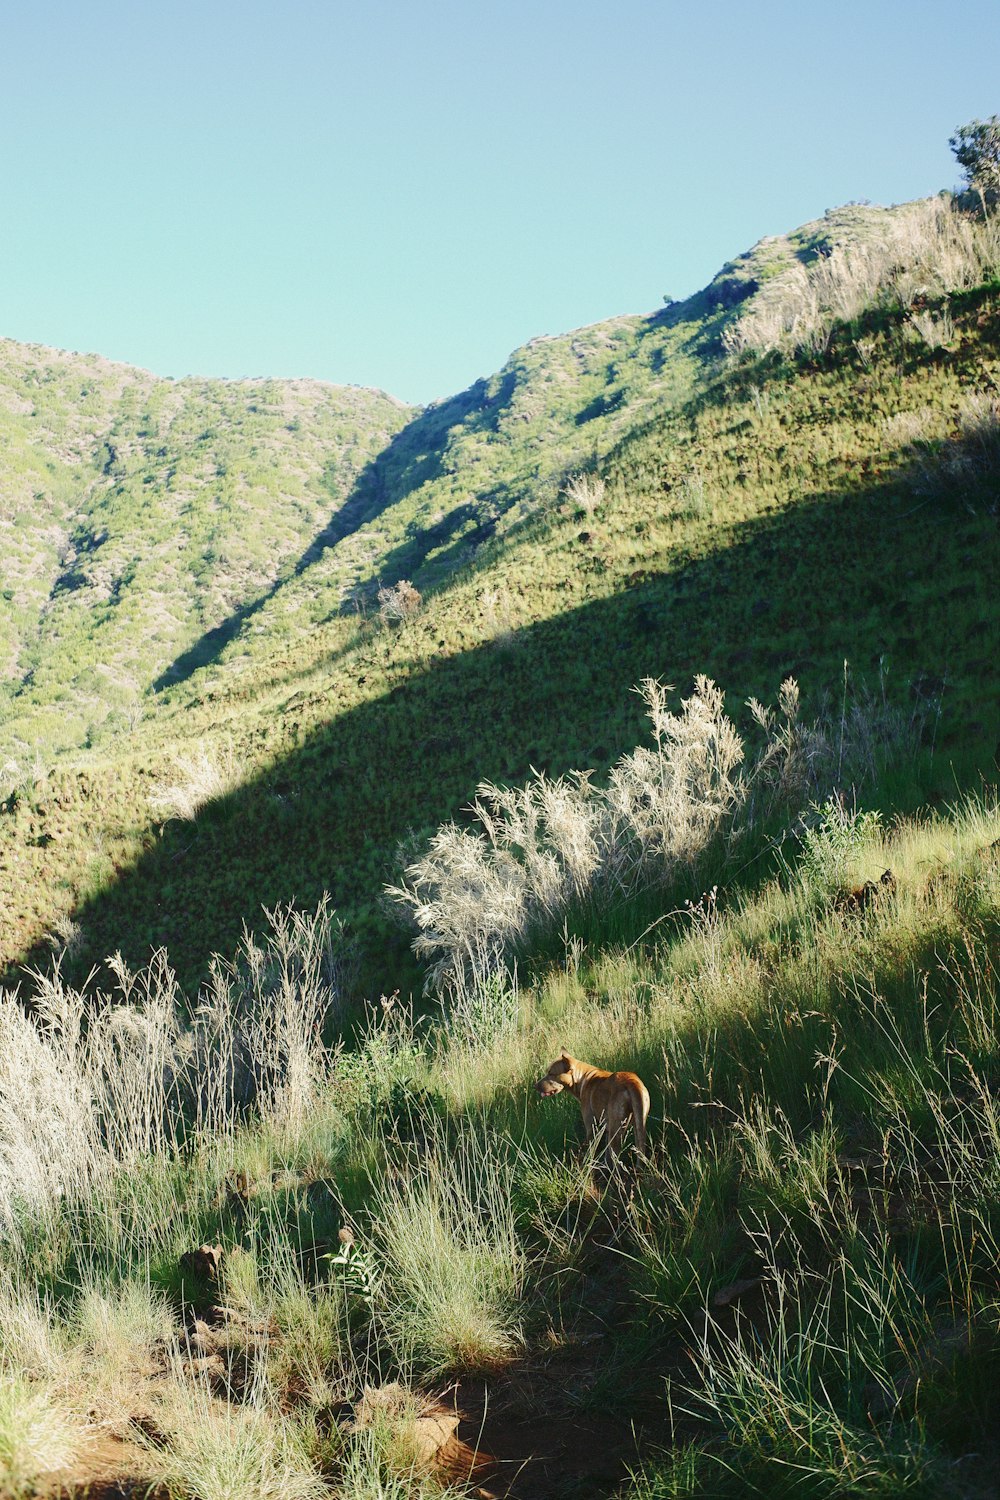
(2, 0, 997, 405)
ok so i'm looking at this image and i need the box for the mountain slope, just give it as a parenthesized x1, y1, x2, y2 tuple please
(1, 198, 997, 991)
(0, 342, 411, 752)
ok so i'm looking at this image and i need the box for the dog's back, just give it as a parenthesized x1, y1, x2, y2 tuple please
(537, 1053, 650, 1159)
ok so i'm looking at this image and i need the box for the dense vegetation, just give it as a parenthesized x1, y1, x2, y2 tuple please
(0, 796, 997, 1497)
(2, 196, 997, 990)
(0, 168, 998, 1496)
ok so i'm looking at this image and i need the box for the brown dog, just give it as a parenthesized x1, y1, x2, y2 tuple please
(535, 1051, 650, 1164)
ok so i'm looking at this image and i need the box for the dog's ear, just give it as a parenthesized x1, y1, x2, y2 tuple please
(560, 1049, 571, 1064)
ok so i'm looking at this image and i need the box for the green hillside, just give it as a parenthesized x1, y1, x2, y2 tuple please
(1, 161, 1000, 1500)
(0, 342, 411, 754)
(1, 198, 997, 992)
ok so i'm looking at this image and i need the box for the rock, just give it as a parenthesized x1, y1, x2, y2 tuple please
(712, 1276, 764, 1309)
(188, 1320, 218, 1354)
(179, 1244, 224, 1282)
(182, 1353, 226, 1381)
(411, 1409, 461, 1468)
(352, 1384, 460, 1470)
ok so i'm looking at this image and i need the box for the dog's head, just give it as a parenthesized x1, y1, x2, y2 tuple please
(535, 1052, 574, 1097)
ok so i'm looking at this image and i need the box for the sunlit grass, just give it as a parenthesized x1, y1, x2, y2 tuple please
(143, 1387, 328, 1500)
(370, 1125, 528, 1377)
(0, 1376, 85, 1497)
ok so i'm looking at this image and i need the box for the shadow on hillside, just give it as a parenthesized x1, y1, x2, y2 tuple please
(14, 444, 999, 1001)
(153, 302, 731, 698)
(153, 380, 498, 693)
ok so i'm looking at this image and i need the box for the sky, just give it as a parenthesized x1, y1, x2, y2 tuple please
(1, 0, 998, 406)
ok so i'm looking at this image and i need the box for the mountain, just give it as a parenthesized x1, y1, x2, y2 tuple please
(1, 197, 997, 991)
(0, 341, 412, 753)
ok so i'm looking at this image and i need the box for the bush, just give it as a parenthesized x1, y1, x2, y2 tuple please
(387, 675, 884, 996)
(797, 795, 884, 891)
(950, 114, 1000, 209)
(377, 580, 422, 623)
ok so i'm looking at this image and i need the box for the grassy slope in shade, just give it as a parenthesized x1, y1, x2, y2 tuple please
(0, 202, 998, 993)
(0, 796, 997, 1497)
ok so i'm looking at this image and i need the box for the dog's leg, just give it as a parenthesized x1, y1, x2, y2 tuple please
(580, 1097, 598, 1153)
(605, 1099, 628, 1169)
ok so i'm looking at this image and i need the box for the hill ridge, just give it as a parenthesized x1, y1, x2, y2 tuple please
(1, 191, 998, 989)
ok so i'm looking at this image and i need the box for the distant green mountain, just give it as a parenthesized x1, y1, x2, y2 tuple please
(1, 197, 997, 991)
(0, 342, 411, 753)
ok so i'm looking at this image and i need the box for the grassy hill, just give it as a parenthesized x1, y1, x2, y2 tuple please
(1, 198, 997, 992)
(0, 341, 411, 755)
(0, 789, 996, 1498)
(0, 181, 998, 1499)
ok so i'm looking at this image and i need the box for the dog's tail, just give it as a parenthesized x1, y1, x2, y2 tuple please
(627, 1075, 651, 1156)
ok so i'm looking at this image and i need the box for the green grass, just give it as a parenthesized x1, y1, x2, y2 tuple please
(0, 788, 997, 1495)
(4, 287, 997, 990)
(370, 1122, 528, 1377)
(0, 1375, 84, 1497)
(0, 191, 998, 1492)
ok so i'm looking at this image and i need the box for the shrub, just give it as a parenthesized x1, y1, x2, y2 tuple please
(950, 114, 1000, 209)
(797, 794, 884, 891)
(563, 471, 605, 516)
(388, 674, 888, 996)
(377, 580, 422, 623)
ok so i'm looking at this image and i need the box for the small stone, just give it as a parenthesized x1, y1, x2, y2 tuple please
(180, 1244, 224, 1282)
(712, 1276, 764, 1309)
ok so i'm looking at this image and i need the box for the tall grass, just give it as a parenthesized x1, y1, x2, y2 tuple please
(723, 196, 1000, 359)
(388, 674, 914, 997)
(910, 389, 1000, 508)
(369, 1124, 528, 1377)
(611, 802, 1000, 1496)
(0, 775, 994, 1498)
(0, 899, 347, 1228)
(147, 740, 238, 822)
(0, 1376, 85, 1497)
(387, 676, 774, 995)
(142, 1386, 329, 1500)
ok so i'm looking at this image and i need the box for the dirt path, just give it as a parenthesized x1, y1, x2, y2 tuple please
(45, 1431, 165, 1499)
